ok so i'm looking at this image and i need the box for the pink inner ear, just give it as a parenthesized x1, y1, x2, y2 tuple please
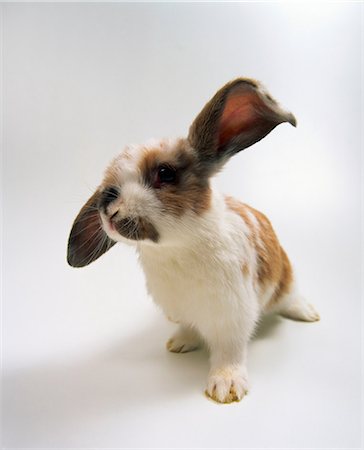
(218, 92, 260, 150)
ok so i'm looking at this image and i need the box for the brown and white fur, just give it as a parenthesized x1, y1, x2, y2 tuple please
(67, 78, 319, 404)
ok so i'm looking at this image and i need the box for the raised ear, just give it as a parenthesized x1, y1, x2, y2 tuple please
(67, 191, 116, 268)
(188, 78, 296, 171)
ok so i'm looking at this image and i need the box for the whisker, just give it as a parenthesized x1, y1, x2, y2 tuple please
(72, 225, 104, 253)
(70, 220, 104, 238)
(83, 234, 106, 266)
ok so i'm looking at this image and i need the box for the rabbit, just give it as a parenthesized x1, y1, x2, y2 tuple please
(67, 78, 320, 404)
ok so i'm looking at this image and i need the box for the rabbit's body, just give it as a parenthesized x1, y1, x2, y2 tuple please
(139, 187, 318, 402)
(139, 188, 260, 332)
(68, 78, 319, 403)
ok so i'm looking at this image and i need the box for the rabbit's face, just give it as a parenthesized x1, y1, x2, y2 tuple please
(68, 78, 296, 267)
(97, 138, 211, 245)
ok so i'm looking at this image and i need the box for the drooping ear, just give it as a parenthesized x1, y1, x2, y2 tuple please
(188, 78, 296, 171)
(67, 191, 116, 268)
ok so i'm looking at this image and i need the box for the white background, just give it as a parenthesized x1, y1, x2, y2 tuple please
(2, 2, 362, 449)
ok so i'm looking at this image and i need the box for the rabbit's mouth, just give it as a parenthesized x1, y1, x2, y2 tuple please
(101, 214, 159, 242)
(100, 209, 159, 244)
(113, 216, 160, 243)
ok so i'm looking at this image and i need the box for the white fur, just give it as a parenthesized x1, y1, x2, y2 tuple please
(98, 140, 317, 403)
(137, 190, 259, 401)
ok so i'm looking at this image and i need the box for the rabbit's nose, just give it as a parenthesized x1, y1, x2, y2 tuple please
(98, 186, 120, 212)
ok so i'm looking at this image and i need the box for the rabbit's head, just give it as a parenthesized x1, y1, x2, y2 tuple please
(67, 78, 296, 267)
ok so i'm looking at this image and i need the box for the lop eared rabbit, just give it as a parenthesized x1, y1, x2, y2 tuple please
(67, 78, 319, 404)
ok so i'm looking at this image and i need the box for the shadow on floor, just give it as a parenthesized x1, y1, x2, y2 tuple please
(3, 317, 206, 446)
(254, 312, 284, 340)
(3, 314, 284, 447)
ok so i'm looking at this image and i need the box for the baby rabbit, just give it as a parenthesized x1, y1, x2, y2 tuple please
(67, 78, 319, 404)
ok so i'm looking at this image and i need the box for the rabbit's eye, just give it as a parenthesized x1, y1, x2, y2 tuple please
(157, 165, 177, 184)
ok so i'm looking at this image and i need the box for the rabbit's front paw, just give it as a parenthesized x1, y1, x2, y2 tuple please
(166, 326, 201, 353)
(206, 367, 249, 404)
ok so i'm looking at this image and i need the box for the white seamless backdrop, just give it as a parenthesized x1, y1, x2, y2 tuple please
(2, 3, 362, 449)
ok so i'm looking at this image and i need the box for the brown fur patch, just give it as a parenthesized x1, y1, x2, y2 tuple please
(245, 204, 282, 286)
(138, 139, 212, 217)
(225, 197, 293, 302)
(242, 263, 250, 277)
(268, 247, 293, 306)
(115, 216, 159, 243)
